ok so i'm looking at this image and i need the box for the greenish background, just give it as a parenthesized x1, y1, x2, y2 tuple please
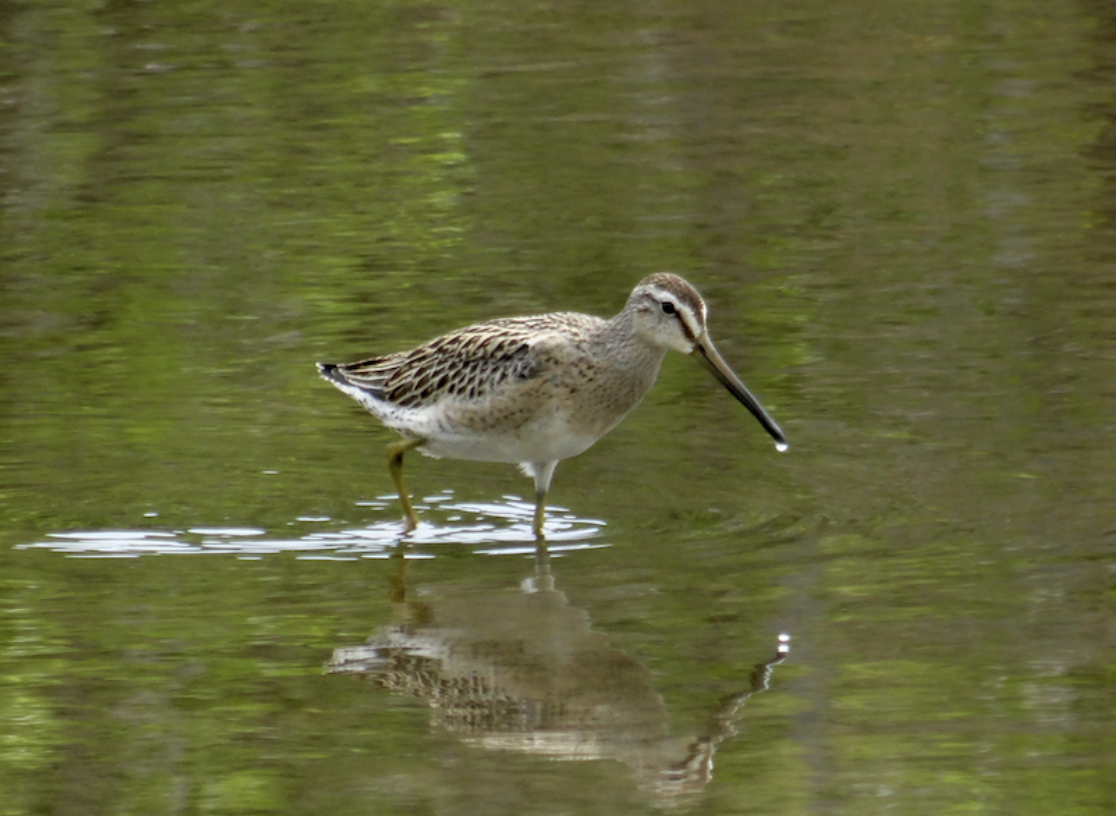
(2, 0, 1115, 814)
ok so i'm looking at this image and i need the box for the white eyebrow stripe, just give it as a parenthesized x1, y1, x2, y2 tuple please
(646, 284, 706, 341)
(679, 306, 703, 340)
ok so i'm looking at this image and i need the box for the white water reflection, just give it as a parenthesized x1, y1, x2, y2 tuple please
(16, 493, 609, 559)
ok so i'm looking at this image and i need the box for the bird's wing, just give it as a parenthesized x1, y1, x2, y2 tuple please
(327, 317, 577, 408)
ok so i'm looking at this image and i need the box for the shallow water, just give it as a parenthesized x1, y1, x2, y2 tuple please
(3, 0, 1116, 814)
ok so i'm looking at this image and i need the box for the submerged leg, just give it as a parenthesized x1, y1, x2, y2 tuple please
(388, 539, 409, 603)
(530, 460, 559, 538)
(533, 490, 546, 538)
(386, 437, 426, 531)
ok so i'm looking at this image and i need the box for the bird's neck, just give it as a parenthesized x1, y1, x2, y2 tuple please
(597, 307, 668, 378)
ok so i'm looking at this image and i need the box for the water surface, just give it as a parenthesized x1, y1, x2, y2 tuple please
(2, 0, 1115, 814)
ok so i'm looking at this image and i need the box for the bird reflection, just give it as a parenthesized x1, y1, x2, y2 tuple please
(328, 542, 788, 804)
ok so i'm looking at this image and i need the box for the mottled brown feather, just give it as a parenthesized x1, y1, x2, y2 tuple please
(328, 314, 600, 409)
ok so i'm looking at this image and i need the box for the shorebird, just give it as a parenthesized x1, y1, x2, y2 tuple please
(317, 273, 786, 535)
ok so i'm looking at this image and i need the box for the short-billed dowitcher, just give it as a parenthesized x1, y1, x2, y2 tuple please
(317, 273, 786, 534)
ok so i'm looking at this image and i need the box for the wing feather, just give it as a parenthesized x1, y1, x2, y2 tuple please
(324, 316, 578, 408)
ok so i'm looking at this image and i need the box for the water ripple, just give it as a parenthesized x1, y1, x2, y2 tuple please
(15, 494, 608, 559)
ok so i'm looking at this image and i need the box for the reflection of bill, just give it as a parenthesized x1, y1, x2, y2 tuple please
(329, 545, 789, 804)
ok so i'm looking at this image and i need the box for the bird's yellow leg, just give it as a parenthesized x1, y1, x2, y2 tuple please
(386, 437, 425, 531)
(533, 491, 547, 539)
(531, 484, 549, 542)
(530, 460, 558, 539)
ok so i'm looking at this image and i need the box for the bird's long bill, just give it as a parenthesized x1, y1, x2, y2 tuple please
(692, 335, 788, 448)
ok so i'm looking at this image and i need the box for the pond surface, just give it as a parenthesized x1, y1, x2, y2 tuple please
(3, 0, 1116, 814)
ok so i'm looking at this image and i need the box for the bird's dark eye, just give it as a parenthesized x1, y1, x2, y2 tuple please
(660, 301, 676, 315)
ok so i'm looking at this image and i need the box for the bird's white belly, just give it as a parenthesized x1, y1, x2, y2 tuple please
(380, 400, 606, 464)
(417, 422, 599, 464)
